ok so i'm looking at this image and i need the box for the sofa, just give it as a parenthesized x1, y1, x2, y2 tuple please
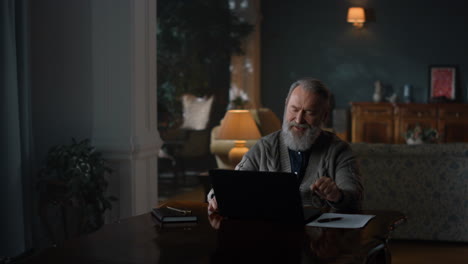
(351, 143, 468, 242)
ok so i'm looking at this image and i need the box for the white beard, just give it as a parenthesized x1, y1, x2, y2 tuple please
(281, 120, 321, 151)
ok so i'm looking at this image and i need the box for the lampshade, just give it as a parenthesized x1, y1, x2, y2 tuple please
(217, 110, 261, 140)
(347, 7, 365, 29)
(217, 110, 261, 166)
(347, 7, 365, 23)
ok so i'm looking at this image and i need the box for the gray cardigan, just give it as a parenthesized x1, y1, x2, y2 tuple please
(236, 130, 363, 211)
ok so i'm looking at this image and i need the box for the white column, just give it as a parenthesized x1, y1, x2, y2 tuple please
(230, 0, 262, 108)
(91, 0, 161, 220)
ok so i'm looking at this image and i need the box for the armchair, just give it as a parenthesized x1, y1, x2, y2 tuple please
(159, 94, 216, 185)
(210, 108, 281, 169)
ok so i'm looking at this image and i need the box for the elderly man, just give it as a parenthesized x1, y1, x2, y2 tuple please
(208, 78, 362, 212)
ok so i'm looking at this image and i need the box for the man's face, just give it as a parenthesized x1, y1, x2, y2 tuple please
(282, 86, 327, 151)
(285, 86, 326, 130)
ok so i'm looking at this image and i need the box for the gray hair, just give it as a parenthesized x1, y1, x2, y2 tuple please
(284, 78, 331, 111)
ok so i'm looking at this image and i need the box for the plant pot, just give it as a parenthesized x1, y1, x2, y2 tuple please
(406, 138, 424, 145)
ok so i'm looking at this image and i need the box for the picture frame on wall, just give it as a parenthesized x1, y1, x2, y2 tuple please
(429, 65, 457, 102)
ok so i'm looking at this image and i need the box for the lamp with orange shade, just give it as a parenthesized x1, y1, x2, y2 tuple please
(347, 7, 366, 29)
(216, 110, 261, 166)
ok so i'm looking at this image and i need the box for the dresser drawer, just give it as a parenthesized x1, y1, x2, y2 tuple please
(397, 105, 437, 118)
(439, 105, 468, 120)
(353, 105, 393, 118)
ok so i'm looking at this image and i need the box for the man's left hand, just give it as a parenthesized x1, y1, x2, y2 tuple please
(310, 176, 342, 203)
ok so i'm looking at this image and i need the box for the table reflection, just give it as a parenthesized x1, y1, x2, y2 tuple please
(211, 218, 305, 264)
(208, 212, 367, 264)
(22, 201, 404, 264)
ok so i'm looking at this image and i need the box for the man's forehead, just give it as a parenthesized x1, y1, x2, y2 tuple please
(288, 89, 323, 106)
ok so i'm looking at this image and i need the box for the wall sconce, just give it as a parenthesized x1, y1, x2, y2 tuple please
(347, 7, 366, 29)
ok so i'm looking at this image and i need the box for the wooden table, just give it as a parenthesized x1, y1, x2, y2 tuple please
(23, 201, 406, 264)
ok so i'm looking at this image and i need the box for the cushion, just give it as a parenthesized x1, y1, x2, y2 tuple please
(180, 94, 214, 130)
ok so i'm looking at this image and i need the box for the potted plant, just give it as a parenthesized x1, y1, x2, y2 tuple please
(404, 124, 439, 144)
(227, 86, 250, 110)
(157, 0, 254, 128)
(38, 138, 117, 235)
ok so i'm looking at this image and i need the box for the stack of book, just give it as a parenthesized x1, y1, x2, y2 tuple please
(151, 206, 197, 224)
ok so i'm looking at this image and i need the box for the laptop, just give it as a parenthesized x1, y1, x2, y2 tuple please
(209, 169, 321, 224)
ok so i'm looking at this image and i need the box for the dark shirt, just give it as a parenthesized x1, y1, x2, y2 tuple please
(288, 148, 311, 183)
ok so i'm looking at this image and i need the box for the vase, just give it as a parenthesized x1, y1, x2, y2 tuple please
(406, 138, 423, 145)
(373, 81, 383, 102)
(403, 84, 412, 103)
(373, 93, 382, 103)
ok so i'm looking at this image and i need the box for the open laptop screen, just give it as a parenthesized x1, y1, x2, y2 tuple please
(209, 169, 319, 224)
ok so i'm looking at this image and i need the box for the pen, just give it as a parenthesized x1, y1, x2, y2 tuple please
(166, 206, 192, 215)
(317, 217, 342, 223)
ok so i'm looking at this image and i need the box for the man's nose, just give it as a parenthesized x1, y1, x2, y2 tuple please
(295, 110, 305, 123)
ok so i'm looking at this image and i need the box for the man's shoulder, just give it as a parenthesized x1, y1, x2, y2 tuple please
(238, 130, 282, 170)
(248, 130, 281, 152)
(318, 130, 352, 152)
(319, 131, 357, 162)
(321, 130, 348, 145)
(261, 130, 282, 140)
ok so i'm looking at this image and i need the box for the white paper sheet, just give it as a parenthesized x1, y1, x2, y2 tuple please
(306, 213, 375, 229)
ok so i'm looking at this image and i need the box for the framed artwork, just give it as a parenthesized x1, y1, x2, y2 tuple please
(429, 65, 457, 102)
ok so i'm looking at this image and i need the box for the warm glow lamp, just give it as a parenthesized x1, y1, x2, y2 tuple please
(216, 110, 261, 166)
(347, 7, 366, 29)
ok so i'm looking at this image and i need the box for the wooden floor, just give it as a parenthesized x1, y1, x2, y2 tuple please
(159, 180, 468, 264)
(390, 240, 468, 264)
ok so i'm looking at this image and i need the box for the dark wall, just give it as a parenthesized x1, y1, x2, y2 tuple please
(261, 0, 468, 118)
(30, 0, 93, 163)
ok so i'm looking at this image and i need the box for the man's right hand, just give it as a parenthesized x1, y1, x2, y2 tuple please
(207, 189, 218, 212)
(208, 211, 222, 229)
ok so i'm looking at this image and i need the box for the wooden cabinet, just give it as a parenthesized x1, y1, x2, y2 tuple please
(351, 102, 468, 144)
(351, 102, 394, 143)
(438, 105, 468, 142)
(394, 104, 438, 144)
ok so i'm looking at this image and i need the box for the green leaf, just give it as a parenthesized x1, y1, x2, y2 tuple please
(37, 137, 117, 234)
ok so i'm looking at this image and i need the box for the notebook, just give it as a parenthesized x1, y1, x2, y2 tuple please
(151, 207, 197, 223)
(209, 169, 321, 224)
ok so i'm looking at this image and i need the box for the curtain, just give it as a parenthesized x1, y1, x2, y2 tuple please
(1, 0, 33, 258)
